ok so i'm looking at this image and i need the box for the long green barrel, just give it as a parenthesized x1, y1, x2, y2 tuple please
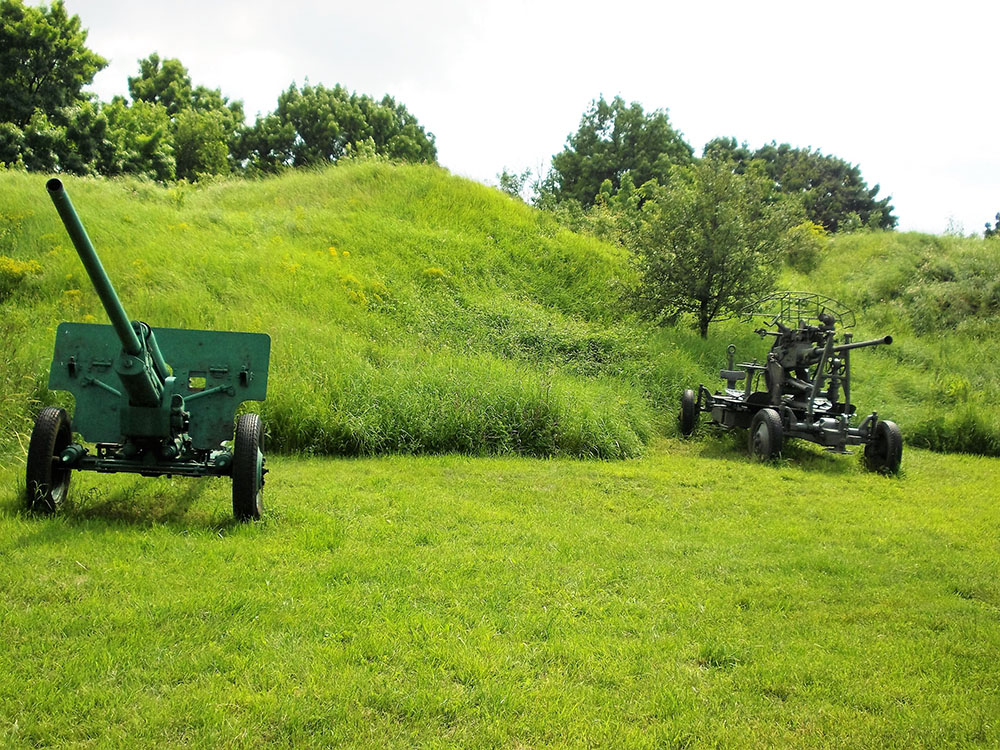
(46, 178, 143, 356)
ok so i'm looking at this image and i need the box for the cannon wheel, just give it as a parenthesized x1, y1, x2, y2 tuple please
(679, 389, 698, 437)
(864, 419, 902, 474)
(749, 408, 783, 461)
(233, 413, 264, 521)
(26, 406, 72, 513)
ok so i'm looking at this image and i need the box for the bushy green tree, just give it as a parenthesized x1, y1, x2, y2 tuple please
(0, 0, 108, 173)
(237, 83, 436, 173)
(703, 138, 896, 232)
(540, 96, 693, 208)
(99, 97, 174, 181)
(984, 212, 1000, 238)
(172, 108, 231, 180)
(0, 0, 106, 128)
(128, 53, 193, 117)
(630, 157, 801, 338)
(127, 53, 244, 180)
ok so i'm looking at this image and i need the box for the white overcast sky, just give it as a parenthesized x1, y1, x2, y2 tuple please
(62, 0, 1000, 235)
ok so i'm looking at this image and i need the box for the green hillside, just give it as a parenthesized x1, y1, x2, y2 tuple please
(781, 231, 1000, 454)
(0, 163, 657, 461)
(1, 161, 998, 463)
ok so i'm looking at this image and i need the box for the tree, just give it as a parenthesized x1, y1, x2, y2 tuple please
(172, 108, 231, 180)
(236, 83, 436, 173)
(99, 97, 174, 181)
(0, 0, 106, 128)
(128, 53, 245, 180)
(631, 157, 801, 338)
(985, 212, 1000, 238)
(497, 167, 532, 200)
(703, 138, 896, 232)
(127, 53, 192, 117)
(540, 95, 693, 207)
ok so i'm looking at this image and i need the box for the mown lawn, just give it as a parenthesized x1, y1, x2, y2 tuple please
(1, 440, 998, 747)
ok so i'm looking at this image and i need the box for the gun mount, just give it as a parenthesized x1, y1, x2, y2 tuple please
(678, 291, 902, 473)
(25, 179, 271, 519)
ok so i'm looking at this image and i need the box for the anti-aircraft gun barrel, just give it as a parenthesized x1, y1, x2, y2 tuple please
(46, 178, 143, 357)
(832, 335, 892, 354)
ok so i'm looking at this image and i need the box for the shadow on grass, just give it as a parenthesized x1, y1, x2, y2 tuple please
(12, 476, 242, 532)
(691, 428, 863, 477)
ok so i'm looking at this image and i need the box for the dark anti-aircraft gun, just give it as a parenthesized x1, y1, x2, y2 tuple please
(679, 292, 902, 472)
(26, 179, 271, 519)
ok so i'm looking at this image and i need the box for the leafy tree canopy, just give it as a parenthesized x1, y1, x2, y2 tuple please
(100, 97, 174, 181)
(237, 83, 436, 173)
(127, 53, 245, 180)
(984, 212, 1000, 239)
(703, 137, 896, 232)
(0, 0, 106, 127)
(128, 53, 193, 117)
(630, 157, 803, 338)
(540, 95, 693, 208)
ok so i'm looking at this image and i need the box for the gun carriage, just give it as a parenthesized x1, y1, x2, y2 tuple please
(679, 292, 902, 473)
(26, 179, 271, 519)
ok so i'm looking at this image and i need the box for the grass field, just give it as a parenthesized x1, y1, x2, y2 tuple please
(2, 441, 998, 747)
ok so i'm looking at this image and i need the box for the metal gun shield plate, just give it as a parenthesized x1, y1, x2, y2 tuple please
(49, 322, 270, 450)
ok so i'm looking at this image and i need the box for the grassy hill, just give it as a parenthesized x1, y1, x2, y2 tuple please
(1, 161, 998, 464)
(0, 163, 658, 461)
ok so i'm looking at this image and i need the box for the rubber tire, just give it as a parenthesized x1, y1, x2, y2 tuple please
(233, 413, 264, 521)
(679, 389, 698, 437)
(749, 408, 783, 461)
(26, 406, 72, 513)
(864, 419, 903, 474)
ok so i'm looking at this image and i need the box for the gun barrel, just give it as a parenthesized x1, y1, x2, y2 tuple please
(832, 335, 892, 354)
(46, 179, 143, 356)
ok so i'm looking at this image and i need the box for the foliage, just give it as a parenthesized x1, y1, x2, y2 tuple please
(172, 107, 233, 180)
(0, 9, 432, 183)
(984, 211, 1000, 238)
(496, 166, 532, 200)
(237, 83, 436, 173)
(100, 97, 175, 181)
(0, 0, 105, 127)
(630, 157, 801, 337)
(539, 95, 693, 208)
(127, 53, 195, 117)
(703, 137, 896, 232)
(0, 254, 40, 299)
(128, 53, 245, 180)
(783, 220, 828, 273)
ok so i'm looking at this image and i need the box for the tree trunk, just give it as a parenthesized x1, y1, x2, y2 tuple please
(699, 299, 710, 338)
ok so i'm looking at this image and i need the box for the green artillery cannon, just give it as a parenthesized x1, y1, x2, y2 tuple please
(26, 179, 271, 520)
